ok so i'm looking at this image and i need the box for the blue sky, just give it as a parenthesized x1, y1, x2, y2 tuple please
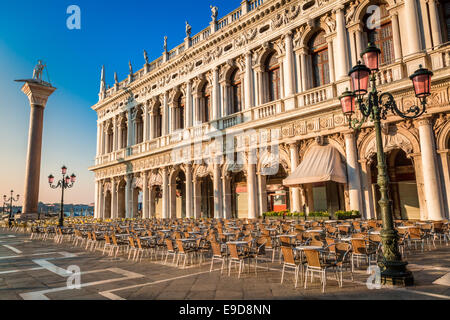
(0, 0, 240, 205)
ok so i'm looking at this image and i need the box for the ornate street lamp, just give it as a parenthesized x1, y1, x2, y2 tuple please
(3, 191, 20, 228)
(48, 166, 76, 227)
(339, 43, 433, 286)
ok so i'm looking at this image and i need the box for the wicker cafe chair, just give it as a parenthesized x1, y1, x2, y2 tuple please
(407, 227, 428, 252)
(350, 239, 376, 272)
(227, 243, 251, 279)
(210, 241, 228, 274)
(175, 239, 196, 268)
(280, 246, 303, 288)
(328, 242, 353, 287)
(164, 239, 178, 265)
(304, 249, 339, 293)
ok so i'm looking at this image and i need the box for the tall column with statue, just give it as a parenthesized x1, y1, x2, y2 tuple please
(15, 61, 56, 220)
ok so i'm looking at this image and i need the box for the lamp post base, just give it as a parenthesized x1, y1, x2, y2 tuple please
(380, 260, 414, 287)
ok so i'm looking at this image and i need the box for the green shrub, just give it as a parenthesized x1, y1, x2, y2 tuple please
(335, 210, 361, 220)
(308, 211, 330, 218)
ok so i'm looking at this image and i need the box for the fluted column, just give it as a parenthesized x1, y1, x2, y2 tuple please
(112, 117, 118, 152)
(96, 123, 101, 157)
(142, 103, 149, 142)
(417, 118, 445, 220)
(391, 13, 403, 61)
(299, 48, 308, 92)
(162, 168, 169, 219)
(185, 164, 193, 218)
(289, 143, 301, 213)
(213, 163, 223, 218)
(94, 181, 100, 218)
(404, 0, 422, 55)
(344, 132, 363, 213)
(149, 186, 156, 218)
(126, 109, 133, 148)
(142, 171, 149, 219)
(334, 6, 350, 80)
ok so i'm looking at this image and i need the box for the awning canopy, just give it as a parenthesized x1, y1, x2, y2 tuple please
(283, 145, 347, 187)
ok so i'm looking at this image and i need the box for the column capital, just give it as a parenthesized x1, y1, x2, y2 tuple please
(414, 116, 434, 127)
(19, 81, 57, 108)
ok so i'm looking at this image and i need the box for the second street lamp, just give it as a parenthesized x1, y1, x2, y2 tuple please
(48, 166, 76, 227)
(3, 190, 20, 228)
(339, 43, 433, 286)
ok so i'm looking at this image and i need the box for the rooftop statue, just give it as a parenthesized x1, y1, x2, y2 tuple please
(210, 5, 218, 21)
(186, 21, 192, 38)
(164, 36, 168, 52)
(144, 50, 149, 64)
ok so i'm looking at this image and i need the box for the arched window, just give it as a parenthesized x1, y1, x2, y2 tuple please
(177, 95, 185, 130)
(364, 4, 394, 65)
(310, 31, 330, 88)
(439, 1, 450, 42)
(230, 69, 242, 114)
(200, 83, 211, 123)
(265, 53, 281, 102)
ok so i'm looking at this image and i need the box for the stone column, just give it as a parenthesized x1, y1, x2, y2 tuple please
(427, 0, 443, 48)
(185, 164, 193, 218)
(94, 181, 100, 218)
(19, 81, 56, 218)
(247, 152, 257, 219)
(344, 132, 363, 213)
(299, 48, 308, 92)
(360, 160, 376, 220)
(222, 174, 232, 219)
(149, 186, 156, 218)
(258, 174, 267, 216)
(438, 151, 450, 217)
(244, 52, 253, 110)
(334, 6, 350, 80)
(283, 31, 296, 110)
(112, 117, 118, 152)
(162, 93, 169, 136)
(391, 13, 403, 61)
(193, 179, 202, 219)
(124, 175, 133, 218)
(96, 123, 101, 157)
(289, 143, 301, 213)
(118, 119, 123, 150)
(213, 163, 223, 218)
(403, 0, 422, 55)
(142, 171, 149, 219)
(417, 118, 445, 220)
(212, 67, 220, 120)
(111, 179, 118, 219)
(127, 109, 133, 148)
(162, 168, 169, 219)
(98, 181, 104, 219)
(326, 38, 336, 84)
(186, 81, 193, 128)
(143, 103, 149, 142)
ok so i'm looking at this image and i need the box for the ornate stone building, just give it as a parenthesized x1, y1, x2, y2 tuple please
(90, 0, 450, 221)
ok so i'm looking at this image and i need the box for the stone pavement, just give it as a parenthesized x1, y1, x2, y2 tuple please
(0, 230, 449, 300)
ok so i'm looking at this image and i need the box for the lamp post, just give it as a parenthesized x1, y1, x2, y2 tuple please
(48, 166, 76, 227)
(339, 43, 433, 286)
(3, 191, 20, 228)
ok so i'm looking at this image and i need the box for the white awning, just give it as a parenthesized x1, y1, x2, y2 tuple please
(283, 145, 347, 187)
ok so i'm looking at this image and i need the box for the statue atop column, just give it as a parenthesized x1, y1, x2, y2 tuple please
(185, 21, 192, 38)
(32, 60, 47, 82)
(210, 5, 218, 22)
